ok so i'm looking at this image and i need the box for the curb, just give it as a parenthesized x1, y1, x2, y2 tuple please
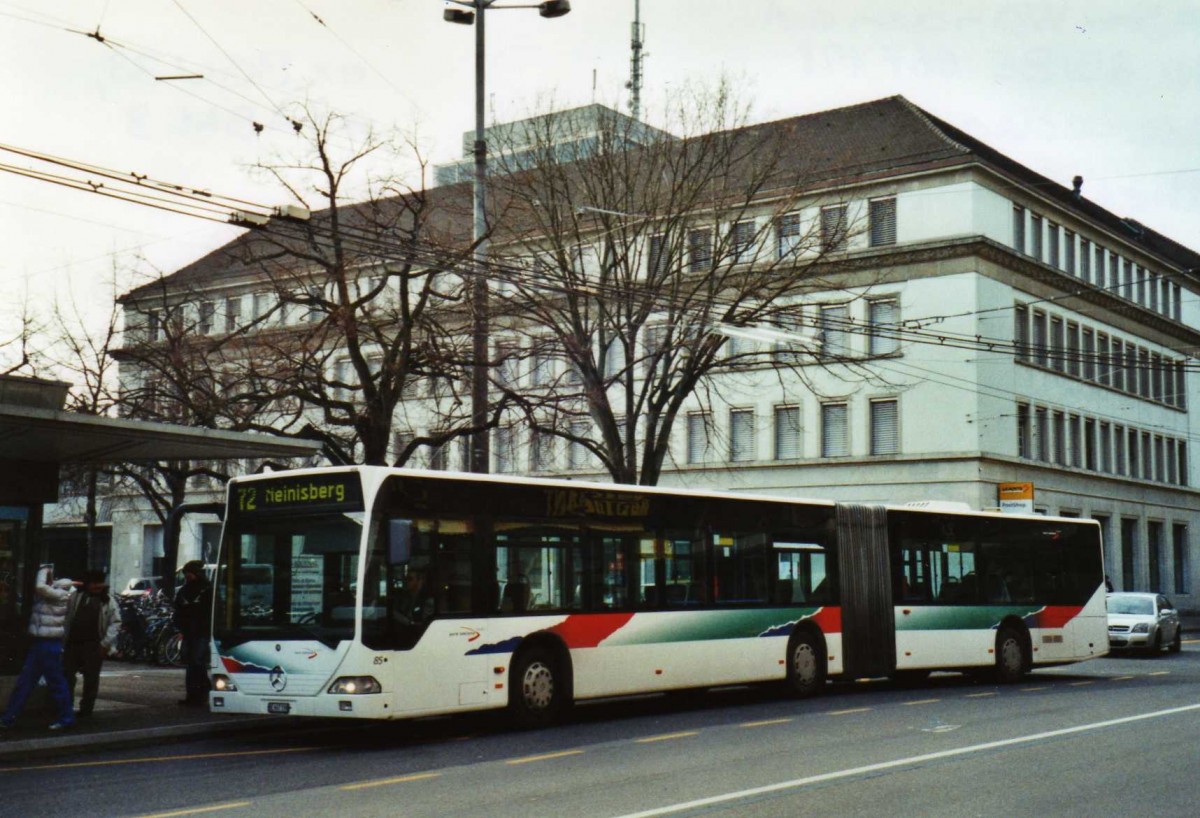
(0, 715, 289, 763)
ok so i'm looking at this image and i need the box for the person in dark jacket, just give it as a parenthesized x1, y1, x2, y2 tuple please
(63, 570, 121, 718)
(173, 560, 213, 707)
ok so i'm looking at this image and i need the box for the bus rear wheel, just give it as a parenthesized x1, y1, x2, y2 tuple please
(994, 626, 1028, 684)
(509, 646, 568, 728)
(785, 631, 826, 698)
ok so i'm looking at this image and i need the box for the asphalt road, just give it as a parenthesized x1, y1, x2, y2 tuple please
(4, 644, 1199, 818)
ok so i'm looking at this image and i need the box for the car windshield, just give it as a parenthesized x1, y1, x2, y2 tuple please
(1108, 596, 1154, 616)
(214, 511, 365, 648)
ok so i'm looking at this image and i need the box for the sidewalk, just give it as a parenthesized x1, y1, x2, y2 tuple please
(0, 663, 282, 762)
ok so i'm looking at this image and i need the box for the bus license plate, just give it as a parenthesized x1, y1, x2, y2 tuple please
(268, 702, 291, 715)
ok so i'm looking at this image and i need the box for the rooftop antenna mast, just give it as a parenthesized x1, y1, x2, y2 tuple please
(626, 0, 644, 120)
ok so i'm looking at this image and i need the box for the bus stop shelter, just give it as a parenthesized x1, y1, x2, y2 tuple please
(0, 374, 320, 678)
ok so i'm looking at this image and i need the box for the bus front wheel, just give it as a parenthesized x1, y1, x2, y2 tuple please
(994, 626, 1028, 684)
(509, 646, 568, 728)
(785, 631, 826, 698)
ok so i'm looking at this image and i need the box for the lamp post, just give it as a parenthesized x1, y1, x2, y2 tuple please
(444, 0, 571, 474)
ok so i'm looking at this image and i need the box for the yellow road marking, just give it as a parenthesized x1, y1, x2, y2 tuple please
(1112, 676, 1135, 681)
(506, 749, 586, 764)
(0, 746, 315, 773)
(635, 731, 699, 744)
(132, 803, 252, 818)
(964, 692, 996, 699)
(1020, 687, 1047, 692)
(827, 707, 872, 716)
(1068, 681, 1094, 687)
(1149, 671, 1171, 676)
(740, 718, 793, 728)
(902, 699, 940, 706)
(340, 772, 442, 791)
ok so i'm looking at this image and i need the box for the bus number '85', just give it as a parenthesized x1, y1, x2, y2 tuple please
(238, 487, 257, 512)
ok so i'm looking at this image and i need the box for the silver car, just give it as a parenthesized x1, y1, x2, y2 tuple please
(1107, 592, 1182, 654)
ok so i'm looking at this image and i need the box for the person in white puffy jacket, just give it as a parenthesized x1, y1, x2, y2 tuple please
(0, 565, 79, 730)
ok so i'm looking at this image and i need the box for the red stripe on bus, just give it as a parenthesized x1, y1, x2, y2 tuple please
(809, 606, 842, 634)
(1038, 605, 1084, 629)
(549, 613, 636, 648)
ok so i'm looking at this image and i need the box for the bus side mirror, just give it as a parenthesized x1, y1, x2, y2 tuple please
(388, 520, 413, 565)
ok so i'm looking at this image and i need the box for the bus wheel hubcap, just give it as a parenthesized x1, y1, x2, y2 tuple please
(523, 662, 554, 709)
(793, 644, 815, 683)
(1001, 639, 1021, 670)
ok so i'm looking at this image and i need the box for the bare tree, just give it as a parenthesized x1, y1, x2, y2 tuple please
(484, 84, 879, 485)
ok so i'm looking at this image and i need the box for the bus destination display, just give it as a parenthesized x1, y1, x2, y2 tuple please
(234, 472, 363, 515)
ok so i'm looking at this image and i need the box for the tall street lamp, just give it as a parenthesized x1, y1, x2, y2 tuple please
(443, 0, 571, 474)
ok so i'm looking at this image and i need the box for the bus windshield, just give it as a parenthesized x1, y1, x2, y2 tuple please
(214, 510, 365, 649)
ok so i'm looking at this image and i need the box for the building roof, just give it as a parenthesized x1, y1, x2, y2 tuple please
(122, 95, 1200, 302)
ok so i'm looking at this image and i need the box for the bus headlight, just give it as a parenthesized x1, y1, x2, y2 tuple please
(212, 674, 237, 692)
(327, 676, 382, 695)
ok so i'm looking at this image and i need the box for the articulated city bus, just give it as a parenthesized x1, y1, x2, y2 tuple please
(208, 467, 1107, 726)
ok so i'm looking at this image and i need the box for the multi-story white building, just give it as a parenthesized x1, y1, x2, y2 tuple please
(103, 96, 1200, 607)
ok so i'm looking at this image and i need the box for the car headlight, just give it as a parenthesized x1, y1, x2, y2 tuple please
(327, 676, 382, 695)
(1131, 623, 1150, 633)
(212, 674, 237, 692)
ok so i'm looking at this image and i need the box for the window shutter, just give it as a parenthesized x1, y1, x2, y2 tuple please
(868, 299, 899, 355)
(821, 404, 848, 457)
(687, 412, 710, 464)
(730, 409, 755, 462)
(774, 406, 801, 460)
(870, 400, 898, 455)
(869, 198, 897, 247)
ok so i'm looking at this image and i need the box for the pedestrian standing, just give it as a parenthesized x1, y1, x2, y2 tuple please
(63, 570, 120, 719)
(0, 565, 79, 730)
(173, 560, 212, 707)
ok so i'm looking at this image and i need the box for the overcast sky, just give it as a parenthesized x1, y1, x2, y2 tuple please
(3, 0, 1199, 356)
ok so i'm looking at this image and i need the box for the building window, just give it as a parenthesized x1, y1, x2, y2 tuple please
(1099, 422, 1112, 473)
(529, 345, 552, 387)
(530, 430, 555, 472)
(688, 228, 712, 272)
(1012, 205, 1025, 253)
(648, 233, 670, 277)
(1148, 521, 1164, 593)
(1080, 238, 1091, 283)
(820, 204, 848, 252)
(1029, 214, 1043, 261)
(253, 292, 272, 321)
(428, 436, 450, 471)
(197, 301, 214, 335)
(1069, 414, 1082, 468)
(729, 409, 755, 462)
(1081, 329, 1095, 381)
(870, 399, 898, 455)
(776, 213, 802, 258)
(1064, 230, 1076, 274)
(1035, 407, 1049, 461)
(496, 340, 521, 388)
(821, 403, 848, 457)
(1032, 310, 1048, 367)
(687, 412, 712, 465)
(1049, 316, 1064, 372)
(493, 426, 515, 474)
(1053, 411, 1067, 465)
(1114, 425, 1126, 475)
(1128, 428, 1140, 478)
(869, 197, 897, 247)
(1016, 402, 1031, 459)
(392, 432, 414, 464)
(1120, 518, 1137, 590)
(568, 420, 591, 470)
(730, 219, 755, 262)
(1084, 418, 1096, 470)
(1047, 222, 1060, 269)
(224, 297, 241, 332)
(868, 298, 899, 356)
(1066, 321, 1080, 378)
(819, 303, 850, 358)
(774, 405, 801, 460)
(1173, 524, 1190, 594)
(1014, 304, 1029, 361)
